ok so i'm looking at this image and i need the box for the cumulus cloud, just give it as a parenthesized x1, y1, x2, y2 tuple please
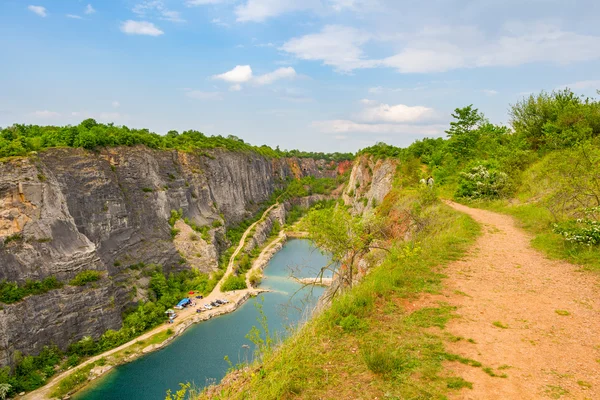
(313, 99, 441, 137)
(358, 103, 435, 123)
(253, 67, 296, 85)
(120, 20, 164, 36)
(283, 22, 600, 74)
(213, 65, 297, 90)
(213, 65, 254, 83)
(281, 25, 373, 72)
(85, 4, 96, 14)
(28, 5, 47, 17)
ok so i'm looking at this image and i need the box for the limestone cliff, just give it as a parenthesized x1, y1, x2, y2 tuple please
(343, 155, 397, 214)
(0, 146, 335, 367)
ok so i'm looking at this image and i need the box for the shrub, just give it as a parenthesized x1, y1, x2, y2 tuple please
(553, 207, 600, 245)
(69, 270, 102, 286)
(141, 187, 153, 193)
(455, 163, 509, 199)
(220, 275, 247, 292)
(248, 271, 262, 287)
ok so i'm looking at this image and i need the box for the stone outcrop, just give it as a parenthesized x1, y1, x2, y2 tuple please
(0, 146, 336, 367)
(343, 156, 397, 214)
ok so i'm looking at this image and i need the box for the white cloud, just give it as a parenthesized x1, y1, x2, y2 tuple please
(559, 80, 600, 90)
(184, 90, 222, 100)
(31, 110, 60, 118)
(85, 4, 96, 14)
(368, 86, 383, 94)
(112, 101, 120, 108)
(28, 5, 47, 17)
(212, 65, 297, 90)
(312, 120, 445, 135)
(482, 89, 498, 96)
(120, 20, 164, 36)
(133, 1, 185, 23)
(253, 67, 296, 85)
(235, 0, 321, 23)
(213, 65, 253, 83)
(281, 25, 373, 72)
(360, 98, 377, 105)
(283, 22, 600, 74)
(359, 103, 434, 123)
(66, 14, 82, 19)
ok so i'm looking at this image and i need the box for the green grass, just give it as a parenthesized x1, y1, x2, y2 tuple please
(492, 321, 509, 329)
(196, 194, 482, 400)
(50, 362, 97, 398)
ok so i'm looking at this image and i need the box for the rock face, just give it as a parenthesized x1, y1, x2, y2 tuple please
(0, 146, 336, 367)
(343, 155, 397, 214)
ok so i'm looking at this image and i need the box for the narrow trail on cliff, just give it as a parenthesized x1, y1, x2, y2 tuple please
(441, 201, 600, 399)
(24, 203, 282, 400)
(216, 201, 280, 295)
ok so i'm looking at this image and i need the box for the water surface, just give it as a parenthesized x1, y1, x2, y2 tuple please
(76, 239, 330, 400)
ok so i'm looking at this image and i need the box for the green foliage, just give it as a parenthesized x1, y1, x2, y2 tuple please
(221, 274, 247, 292)
(169, 209, 183, 227)
(0, 121, 353, 161)
(339, 314, 367, 332)
(456, 162, 510, 199)
(0, 276, 63, 304)
(553, 207, 600, 245)
(3, 234, 22, 244)
(69, 270, 102, 286)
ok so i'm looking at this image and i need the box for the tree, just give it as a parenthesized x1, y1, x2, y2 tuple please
(305, 205, 388, 295)
(446, 105, 486, 160)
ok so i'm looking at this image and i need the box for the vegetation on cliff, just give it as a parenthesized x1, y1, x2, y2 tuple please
(0, 119, 353, 161)
(358, 89, 600, 270)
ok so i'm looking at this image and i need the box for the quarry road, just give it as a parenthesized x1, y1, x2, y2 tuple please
(442, 201, 600, 400)
(215, 202, 280, 295)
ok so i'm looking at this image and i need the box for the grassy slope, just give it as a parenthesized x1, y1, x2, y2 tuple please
(197, 191, 481, 400)
(453, 153, 600, 273)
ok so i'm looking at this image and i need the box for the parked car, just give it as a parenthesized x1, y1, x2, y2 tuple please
(210, 302, 219, 307)
(195, 295, 203, 299)
(204, 304, 213, 310)
(220, 299, 229, 304)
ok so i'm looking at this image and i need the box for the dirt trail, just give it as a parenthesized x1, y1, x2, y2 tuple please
(442, 201, 600, 400)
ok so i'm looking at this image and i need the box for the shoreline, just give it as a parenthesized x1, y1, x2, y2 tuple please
(24, 232, 300, 400)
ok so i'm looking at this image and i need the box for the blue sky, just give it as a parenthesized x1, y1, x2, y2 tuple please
(1, 0, 599, 152)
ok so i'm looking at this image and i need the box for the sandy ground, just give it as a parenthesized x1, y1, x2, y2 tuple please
(442, 201, 600, 400)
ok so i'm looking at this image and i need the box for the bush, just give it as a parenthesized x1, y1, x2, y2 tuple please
(455, 163, 509, 199)
(220, 275, 247, 292)
(0, 276, 63, 304)
(553, 207, 600, 245)
(69, 270, 102, 286)
(248, 271, 262, 287)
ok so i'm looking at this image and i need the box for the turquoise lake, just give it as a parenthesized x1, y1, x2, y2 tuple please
(75, 239, 331, 400)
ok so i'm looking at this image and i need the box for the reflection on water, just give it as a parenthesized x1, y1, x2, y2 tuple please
(75, 239, 331, 400)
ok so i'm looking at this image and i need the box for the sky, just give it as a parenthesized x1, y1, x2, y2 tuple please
(1, 0, 600, 152)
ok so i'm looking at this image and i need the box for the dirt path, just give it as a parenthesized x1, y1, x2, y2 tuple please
(216, 202, 279, 295)
(442, 201, 600, 400)
(24, 203, 281, 400)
